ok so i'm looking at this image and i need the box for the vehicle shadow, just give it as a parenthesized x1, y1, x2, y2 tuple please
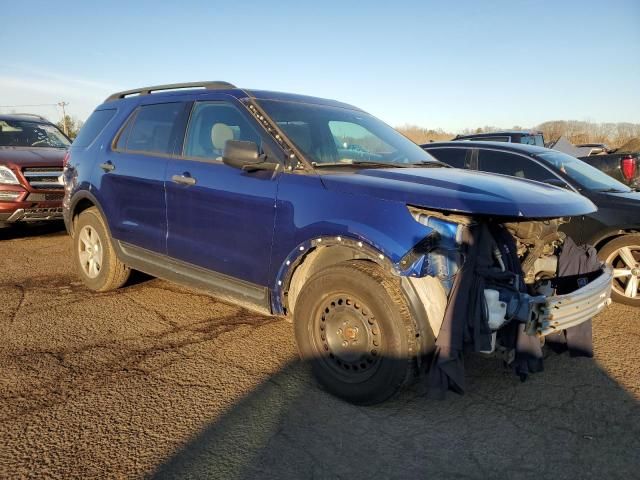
(151, 351, 640, 479)
(0, 222, 66, 241)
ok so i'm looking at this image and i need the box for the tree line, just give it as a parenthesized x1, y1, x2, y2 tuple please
(397, 121, 640, 149)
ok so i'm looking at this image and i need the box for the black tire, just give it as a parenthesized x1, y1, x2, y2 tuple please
(73, 207, 130, 292)
(598, 234, 640, 307)
(294, 261, 417, 405)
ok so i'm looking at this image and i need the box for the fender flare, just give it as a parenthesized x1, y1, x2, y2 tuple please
(272, 234, 437, 362)
(65, 189, 110, 237)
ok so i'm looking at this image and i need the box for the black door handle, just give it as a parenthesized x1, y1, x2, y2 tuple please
(99, 161, 115, 172)
(171, 174, 196, 186)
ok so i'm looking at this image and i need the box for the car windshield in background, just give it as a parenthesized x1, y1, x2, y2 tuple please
(537, 151, 631, 192)
(0, 120, 70, 148)
(257, 100, 438, 166)
(520, 134, 545, 147)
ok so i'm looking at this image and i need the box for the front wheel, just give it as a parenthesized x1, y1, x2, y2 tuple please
(73, 207, 131, 292)
(599, 234, 640, 306)
(294, 261, 418, 405)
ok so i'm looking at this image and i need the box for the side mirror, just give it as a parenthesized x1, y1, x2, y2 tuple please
(222, 140, 278, 172)
(542, 178, 570, 189)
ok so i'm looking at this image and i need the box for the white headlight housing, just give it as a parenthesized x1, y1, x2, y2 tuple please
(0, 166, 19, 185)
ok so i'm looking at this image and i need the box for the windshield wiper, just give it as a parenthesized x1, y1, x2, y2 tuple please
(408, 160, 450, 168)
(313, 161, 408, 168)
(594, 188, 628, 193)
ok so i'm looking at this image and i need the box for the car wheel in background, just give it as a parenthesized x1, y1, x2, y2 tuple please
(73, 207, 130, 292)
(294, 261, 417, 405)
(599, 234, 640, 307)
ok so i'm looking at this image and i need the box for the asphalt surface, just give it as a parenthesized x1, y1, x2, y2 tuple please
(1, 224, 639, 479)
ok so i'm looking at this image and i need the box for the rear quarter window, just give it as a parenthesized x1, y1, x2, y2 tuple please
(73, 109, 117, 147)
(426, 147, 470, 168)
(124, 103, 185, 155)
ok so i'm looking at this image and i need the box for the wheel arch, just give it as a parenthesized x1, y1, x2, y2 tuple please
(66, 190, 110, 237)
(591, 228, 640, 251)
(274, 235, 438, 363)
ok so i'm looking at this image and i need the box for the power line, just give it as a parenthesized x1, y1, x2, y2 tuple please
(0, 103, 60, 108)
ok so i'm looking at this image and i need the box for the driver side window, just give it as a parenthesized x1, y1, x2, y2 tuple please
(183, 102, 261, 160)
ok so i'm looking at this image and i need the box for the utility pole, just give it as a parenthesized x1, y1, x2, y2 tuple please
(58, 101, 69, 135)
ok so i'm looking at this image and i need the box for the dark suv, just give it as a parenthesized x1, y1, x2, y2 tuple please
(64, 82, 612, 404)
(0, 114, 69, 228)
(453, 130, 545, 146)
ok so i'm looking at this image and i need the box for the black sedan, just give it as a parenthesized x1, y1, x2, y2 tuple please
(422, 141, 640, 306)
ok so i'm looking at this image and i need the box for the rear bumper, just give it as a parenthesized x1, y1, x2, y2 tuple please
(534, 265, 613, 336)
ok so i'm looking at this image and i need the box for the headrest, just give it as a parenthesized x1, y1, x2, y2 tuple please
(211, 123, 234, 150)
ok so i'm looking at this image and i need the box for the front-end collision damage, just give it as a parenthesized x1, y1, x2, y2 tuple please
(402, 208, 613, 343)
(275, 205, 613, 392)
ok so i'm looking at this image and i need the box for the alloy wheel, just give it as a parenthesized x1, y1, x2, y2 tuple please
(78, 225, 104, 279)
(607, 245, 640, 300)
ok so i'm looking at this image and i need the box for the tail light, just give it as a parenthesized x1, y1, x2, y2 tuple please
(63, 151, 70, 168)
(620, 155, 637, 182)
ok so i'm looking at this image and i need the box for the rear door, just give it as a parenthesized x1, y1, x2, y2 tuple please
(164, 98, 281, 287)
(97, 101, 189, 253)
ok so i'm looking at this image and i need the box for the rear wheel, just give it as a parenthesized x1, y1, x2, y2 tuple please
(294, 261, 417, 405)
(599, 234, 640, 306)
(73, 207, 130, 292)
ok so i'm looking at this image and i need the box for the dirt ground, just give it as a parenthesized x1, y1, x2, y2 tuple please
(1, 225, 639, 479)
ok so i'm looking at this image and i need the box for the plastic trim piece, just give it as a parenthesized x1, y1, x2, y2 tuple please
(104, 81, 237, 102)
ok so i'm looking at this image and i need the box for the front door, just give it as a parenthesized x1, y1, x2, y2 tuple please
(165, 99, 280, 286)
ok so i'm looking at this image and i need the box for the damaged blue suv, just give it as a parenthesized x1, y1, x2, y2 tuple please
(63, 82, 613, 404)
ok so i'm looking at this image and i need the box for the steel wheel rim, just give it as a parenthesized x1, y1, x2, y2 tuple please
(606, 245, 640, 300)
(312, 294, 382, 382)
(78, 225, 104, 279)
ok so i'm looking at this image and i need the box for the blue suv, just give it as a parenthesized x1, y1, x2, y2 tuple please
(64, 82, 613, 404)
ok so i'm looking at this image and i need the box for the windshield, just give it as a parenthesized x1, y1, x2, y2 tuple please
(537, 151, 631, 192)
(0, 119, 70, 148)
(257, 99, 437, 166)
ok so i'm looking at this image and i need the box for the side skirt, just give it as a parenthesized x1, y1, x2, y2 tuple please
(114, 241, 272, 316)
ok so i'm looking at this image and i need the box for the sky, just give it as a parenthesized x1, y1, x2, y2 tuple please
(1, 0, 639, 132)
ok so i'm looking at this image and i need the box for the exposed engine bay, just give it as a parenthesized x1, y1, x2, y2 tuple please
(408, 207, 612, 353)
(408, 207, 612, 392)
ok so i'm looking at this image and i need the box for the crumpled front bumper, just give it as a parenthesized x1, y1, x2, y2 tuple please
(531, 265, 613, 336)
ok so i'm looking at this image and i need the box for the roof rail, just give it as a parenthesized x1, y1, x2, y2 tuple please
(10, 113, 50, 121)
(104, 81, 237, 102)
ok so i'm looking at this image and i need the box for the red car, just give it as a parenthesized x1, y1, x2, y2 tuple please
(0, 114, 69, 228)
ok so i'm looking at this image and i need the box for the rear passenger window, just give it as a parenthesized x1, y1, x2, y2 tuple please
(73, 109, 116, 147)
(183, 102, 261, 159)
(120, 103, 185, 154)
(477, 150, 552, 182)
(427, 148, 469, 168)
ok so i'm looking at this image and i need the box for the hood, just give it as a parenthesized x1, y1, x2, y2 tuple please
(0, 147, 66, 167)
(320, 167, 597, 219)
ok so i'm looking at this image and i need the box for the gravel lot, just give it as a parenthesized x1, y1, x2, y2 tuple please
(1, 224, 639, 479)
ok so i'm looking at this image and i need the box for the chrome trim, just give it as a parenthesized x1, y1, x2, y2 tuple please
(22, 167, 64, 190)
(21, 171, 61, 178)
(27, 181, 64, 189)
(535, 265, 613, 336)
(7, 209, 25, 222)
(6, 207, 64, 223)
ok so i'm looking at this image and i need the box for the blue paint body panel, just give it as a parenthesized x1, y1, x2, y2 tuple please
(65, 86, 599, 315)
(320, 168, 596, 218)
